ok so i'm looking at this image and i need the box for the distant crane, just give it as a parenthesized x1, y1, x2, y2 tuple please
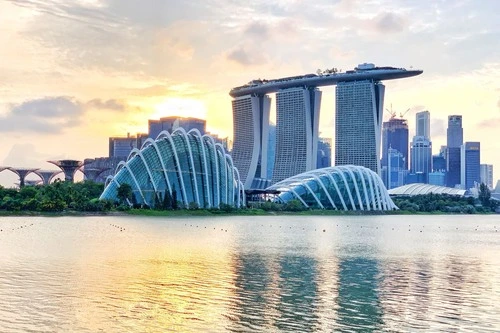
(385, 104, 411, 119)
(400, 108, 410, 118)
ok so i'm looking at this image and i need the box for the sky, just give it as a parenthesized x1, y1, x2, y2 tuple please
(0, 0, 499, 187)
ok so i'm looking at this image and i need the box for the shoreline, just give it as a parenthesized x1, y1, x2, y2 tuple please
(0, 209, 496, 217)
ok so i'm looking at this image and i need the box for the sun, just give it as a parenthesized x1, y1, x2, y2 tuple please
(151, 98, 207, 120)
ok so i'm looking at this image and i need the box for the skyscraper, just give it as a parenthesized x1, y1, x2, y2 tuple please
(415, 111, 430, 139)
(461, 142, 480, 191)
(272, 87, 321, 183)
(480, 164, 494, 189)
(335, 80, 385, 174)
(317, 137, 332, 169)
(381, 117, 409, 170)
(231, 94, 271, 188)
(446, 115, 463, 187)
(410, 136, 432, 182)
(447, 115, 463, 148)
(230, 64, 422, 189)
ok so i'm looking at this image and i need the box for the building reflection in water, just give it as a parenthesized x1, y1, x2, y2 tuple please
(335, 256, 383, 332)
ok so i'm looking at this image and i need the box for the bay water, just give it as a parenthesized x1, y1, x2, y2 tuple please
(0, 214, 499, 332)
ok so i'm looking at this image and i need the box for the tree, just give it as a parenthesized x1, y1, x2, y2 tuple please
(478, 183, 491, 208)
(117, 183, 133, 204)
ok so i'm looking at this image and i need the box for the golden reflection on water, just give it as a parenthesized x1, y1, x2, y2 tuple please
(0, 215, 499, 332)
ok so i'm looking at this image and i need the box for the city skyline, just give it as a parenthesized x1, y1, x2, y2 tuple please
(0, 1, 499, 187)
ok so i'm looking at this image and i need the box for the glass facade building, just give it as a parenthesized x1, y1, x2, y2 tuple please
(461, 141, 480, 191)
(266, 165, 396, 211)
(231, 94, 271, 189)
(335, 80, 385, 174)
(100, 129, 245, 209)
(381, 117, 409, 170)
(272, 87, 321, 184)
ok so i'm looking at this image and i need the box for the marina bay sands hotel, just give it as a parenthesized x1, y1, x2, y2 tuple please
(230, 63, 422, 189)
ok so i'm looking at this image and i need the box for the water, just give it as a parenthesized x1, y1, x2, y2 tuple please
(0, 215, 499, 332)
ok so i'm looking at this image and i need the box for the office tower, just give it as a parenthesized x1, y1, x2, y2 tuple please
(480, 164, 494, 189)
(461, 142, 480, 191)
(231, 94, 271, 188)
(415, 111, 430, 139)
(447, 115, 463, 148)
(148, 117, 206, 139)
(432, 152, 446, 172)
(272, 87, 321, 183)
(410, 136, 432, 182)
(381, 117, 409, 170)
(446, 115, 463, 188)
(428, 171, 446, 186)
(109, 134, 139, 158)
(317, 137, 332, 169)
(386, 148, 406, 189)
(335, 80, 385, 174)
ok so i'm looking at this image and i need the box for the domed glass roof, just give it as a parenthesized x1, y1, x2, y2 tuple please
(100, 128, 245, 209)
(266, 165, 397, 211)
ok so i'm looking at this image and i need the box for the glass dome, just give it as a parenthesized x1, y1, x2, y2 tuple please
(267, 165, 397, 211)
(100, 128, 245, 209)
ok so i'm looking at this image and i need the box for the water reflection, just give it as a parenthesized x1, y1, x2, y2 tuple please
(0, 215, 499, 332)
(335, 257, 383, 332)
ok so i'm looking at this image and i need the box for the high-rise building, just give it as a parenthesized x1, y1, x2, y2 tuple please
(272, 87, 321, 183)
(266, 124, 276, 181)
(447, 115, 463, 148)
(381, 117, 409, 170)
(415, 111, 430, 139)
(410, 136, 432, 182)
(148, 117, 206, 139)
(230, 64, 422, 189)
(386, 148, 406, 189)
(335, 80, 385, 174)
(446, 115, 463, 188)
(317, 137, 332, 169)
(109, 134, 139, 158)
(461, 142, 480, 191)
(231, 94, 271, 188)
(480, 164, 494, 189)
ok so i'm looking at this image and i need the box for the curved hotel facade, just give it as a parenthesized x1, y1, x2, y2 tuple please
(267, 165, 397, 211)
(230, 64, 422, 189)
(100, 129, 245, 209)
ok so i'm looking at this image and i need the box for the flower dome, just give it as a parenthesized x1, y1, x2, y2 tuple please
(100, 128, 245, 209)
(267, 165, 397, 210)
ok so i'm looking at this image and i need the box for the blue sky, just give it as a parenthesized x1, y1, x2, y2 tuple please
(0, 0, 499, 186)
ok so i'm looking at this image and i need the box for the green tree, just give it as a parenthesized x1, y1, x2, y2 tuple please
(116, 183, 133, 204)
(478, 183, 491, 208)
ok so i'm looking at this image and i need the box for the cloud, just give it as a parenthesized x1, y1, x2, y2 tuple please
(226, 46, 266, 66)
(245, 22, 270, 39)
(477, 117, 500, 129)
(375, 12, 406, 33)
(0, 97, 84, 133)
(430, 119, 445, 140)
(86, 99, 126, 111)
(1, 143, 52, 168)
(0, 96, 140, 134)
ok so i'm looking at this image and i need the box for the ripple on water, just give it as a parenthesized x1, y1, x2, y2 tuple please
(0, 215, 499, 332)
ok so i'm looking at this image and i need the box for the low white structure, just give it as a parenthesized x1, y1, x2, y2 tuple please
(388, 183, 466, 196)
(266, 165, 397, 210)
